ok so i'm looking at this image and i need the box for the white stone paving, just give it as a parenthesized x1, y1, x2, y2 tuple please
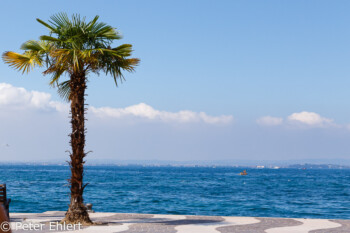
(265, 218, 342, 233)
(88, 212, 118, 218)
(9, 212, 350, 233)
(175, 216, 260, 233)
(55, 224, 133, 233)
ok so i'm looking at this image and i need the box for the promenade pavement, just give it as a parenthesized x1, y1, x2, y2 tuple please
(8, 211, 350, 233)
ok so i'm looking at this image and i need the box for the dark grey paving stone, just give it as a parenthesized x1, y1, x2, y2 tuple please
(185, 215, 225, 221)
(116, 215, 224, 233)
(310, 219, 350, 233)
(98, 213, 154, 221)
(92, 213, 155, 225)
(116, 222, 178, 233)
(216, 217, 303, 233)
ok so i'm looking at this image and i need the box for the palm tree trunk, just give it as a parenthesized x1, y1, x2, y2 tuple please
(62, 73, 92, 224)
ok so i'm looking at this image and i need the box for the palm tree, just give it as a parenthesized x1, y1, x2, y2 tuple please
(2, 13, 140, 224)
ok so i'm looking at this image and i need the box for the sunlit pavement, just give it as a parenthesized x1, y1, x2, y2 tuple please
(8, 211, 350, 233)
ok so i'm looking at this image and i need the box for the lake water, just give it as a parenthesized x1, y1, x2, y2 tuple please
(1, 165, 350, 219)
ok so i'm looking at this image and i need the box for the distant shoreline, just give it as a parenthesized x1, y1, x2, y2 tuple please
(0, 162, 349, 169)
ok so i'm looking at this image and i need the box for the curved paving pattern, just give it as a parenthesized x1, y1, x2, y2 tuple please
(217, 217, 302, 233)
(310, 220, 350, 233)
(266, 219, 341, 233)
(116, 214, 187, 233)
(9, 212, 350, 232)
(176, 216, 259, 233)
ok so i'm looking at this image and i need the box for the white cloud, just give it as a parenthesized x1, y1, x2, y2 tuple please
(256, 116, 283, 126)
(90, 103, 233, 124)
(257, 111, 336, 128)
(0, 83, 67, 112)
(287, 111, 333, 127)
(0, 83, 233, 124)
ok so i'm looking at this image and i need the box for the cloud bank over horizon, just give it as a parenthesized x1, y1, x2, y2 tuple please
(257, 112, 340, 129)
(2, 82, 344, 128)
(0, 82, 350, 162)
(0, 83, 233, 125)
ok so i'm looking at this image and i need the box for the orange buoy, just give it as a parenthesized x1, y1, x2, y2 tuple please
(240, 170, 247, 175)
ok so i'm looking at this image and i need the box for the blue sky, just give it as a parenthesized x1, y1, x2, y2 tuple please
(0, 0, 350, 162)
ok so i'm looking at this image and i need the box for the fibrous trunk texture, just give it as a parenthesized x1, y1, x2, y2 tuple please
(62, 73, 92, 225)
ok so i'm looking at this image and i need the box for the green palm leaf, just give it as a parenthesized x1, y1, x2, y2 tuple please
(3, 13, 139, 96)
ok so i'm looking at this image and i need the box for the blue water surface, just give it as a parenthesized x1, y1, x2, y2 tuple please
(0, 165, 349, 219)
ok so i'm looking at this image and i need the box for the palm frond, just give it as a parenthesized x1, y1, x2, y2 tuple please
(49, 68, 66, 85)
(86, 15, 99, 31)
(49, 49, 81, 72)
(2, 51, 43, 73)
(36, 18, 58, 33)
(112, 44, 133, 57)
(49, 12, 71, 29)
(57, 80, 71, 101)
(90, 22, 121, 40)
(20, 40, 50, 53)
(39, 35, 61, 42)
(103, 57, 140, 85)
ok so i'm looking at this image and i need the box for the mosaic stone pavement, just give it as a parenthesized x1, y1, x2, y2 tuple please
(8, 211, 350, 233)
